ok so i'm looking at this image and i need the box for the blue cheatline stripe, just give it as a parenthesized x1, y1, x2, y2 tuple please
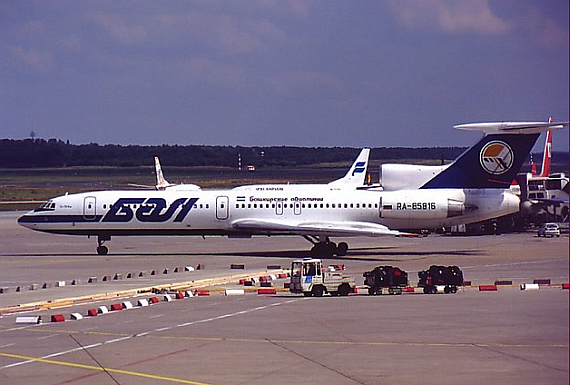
(18, 215, 104, 224)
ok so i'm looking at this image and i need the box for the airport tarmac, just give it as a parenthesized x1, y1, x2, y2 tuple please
(0, 211, 568, 385)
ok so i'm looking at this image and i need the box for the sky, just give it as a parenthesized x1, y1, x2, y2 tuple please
(1, 0, 568, 151)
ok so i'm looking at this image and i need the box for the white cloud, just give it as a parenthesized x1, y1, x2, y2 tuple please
(266, 70, 343, 96)
(176, 57, 247, 87)
(522, 7, 569, 50)
(89, 12, 147, 44)
(11, 46, 54, 71)
(386, 0, 512, 35)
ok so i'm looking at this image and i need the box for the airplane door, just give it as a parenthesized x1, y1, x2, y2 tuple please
(275, 201, 284, 215)
(216, 196, 229, 220)
(83, 196, 97, 220)
(294, 201, 302, 215)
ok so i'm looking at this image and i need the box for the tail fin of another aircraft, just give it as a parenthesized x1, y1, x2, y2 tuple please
(328, 148, 371, 187)
(539, 117, 553, 177)
(154, 156, 171, 190)
(421, 120, 568, 189)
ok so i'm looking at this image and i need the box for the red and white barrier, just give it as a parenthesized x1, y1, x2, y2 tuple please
(258, 288, 277, 295)
(98, 306, 109, 314)
(70, 313, 83, 320)
(51, 314, 65, 323)
(225, 289, 245, 296)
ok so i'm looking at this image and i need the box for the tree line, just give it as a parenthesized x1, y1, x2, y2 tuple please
(0, 138, 479, 169)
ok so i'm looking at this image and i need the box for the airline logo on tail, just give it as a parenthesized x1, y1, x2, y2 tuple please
(352, 161, 367, 176)
(479, 141, 514, 175)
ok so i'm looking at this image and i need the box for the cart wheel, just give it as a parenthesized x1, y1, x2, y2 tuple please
(312, 286, 324, 297)
(368, 287, 376, 295)
(338, 284, 351, 296)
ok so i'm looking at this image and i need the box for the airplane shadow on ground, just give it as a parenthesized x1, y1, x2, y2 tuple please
(8, 247, 483, 262)
(203, 247, 483, 263)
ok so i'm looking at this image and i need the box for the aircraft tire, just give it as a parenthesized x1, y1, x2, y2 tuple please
(336, 242, 348, 256)
(97, 245, 108, 255)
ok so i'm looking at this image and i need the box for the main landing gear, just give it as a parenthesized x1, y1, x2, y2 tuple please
(304, 236, 348, 258)
(96, 235, 111, 255)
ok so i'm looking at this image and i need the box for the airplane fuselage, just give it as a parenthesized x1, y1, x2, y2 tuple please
(19, 188, 519, 237)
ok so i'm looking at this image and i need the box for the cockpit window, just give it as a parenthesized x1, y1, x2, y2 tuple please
(35, 200, 56, 212)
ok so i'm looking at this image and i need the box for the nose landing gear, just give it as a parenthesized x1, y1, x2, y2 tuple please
(96, 235, 111, 255)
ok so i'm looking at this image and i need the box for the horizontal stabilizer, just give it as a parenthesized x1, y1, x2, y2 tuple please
(455, 121, 569, 135)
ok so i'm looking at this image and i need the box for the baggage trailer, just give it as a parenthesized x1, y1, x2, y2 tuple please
(290, 258, 355, 297)
(363, 266, 408, 295)
(418, 265, 464, 294)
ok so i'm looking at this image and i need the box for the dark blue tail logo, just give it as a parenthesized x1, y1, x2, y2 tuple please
(352, 162, 366, 176)
(479, 141, 514, 175)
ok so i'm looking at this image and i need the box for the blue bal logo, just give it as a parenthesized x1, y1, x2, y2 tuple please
(480, 141, 514, 175)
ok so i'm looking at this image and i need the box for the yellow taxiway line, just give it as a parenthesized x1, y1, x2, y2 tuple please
(0, 351, 216, 385)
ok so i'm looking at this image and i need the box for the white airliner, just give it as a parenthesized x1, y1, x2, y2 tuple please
(18, 120, 568, 257)
(154, 156, 201, 191)
(154, 148, 371, 192)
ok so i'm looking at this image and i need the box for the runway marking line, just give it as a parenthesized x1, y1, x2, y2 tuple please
(0, 351, 217, 385)
(0, 298, 306, 370)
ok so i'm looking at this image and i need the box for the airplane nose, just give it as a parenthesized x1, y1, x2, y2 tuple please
(18, 212, 36, 229)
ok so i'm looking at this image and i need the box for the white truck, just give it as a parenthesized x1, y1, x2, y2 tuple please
(289, 258, 356, 297)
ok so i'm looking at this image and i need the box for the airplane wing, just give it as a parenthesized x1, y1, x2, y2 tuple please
(232, 218, 408, 237)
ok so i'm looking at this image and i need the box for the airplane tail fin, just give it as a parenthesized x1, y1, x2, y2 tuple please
(154, 156, 171, 190)
(328, 148, 370, 187)
(421, 120, 568, 189)
(539, 118, 553, 177)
